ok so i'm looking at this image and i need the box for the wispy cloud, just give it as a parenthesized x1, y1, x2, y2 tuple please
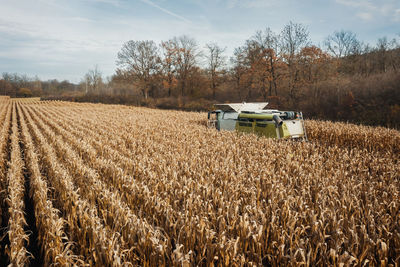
(335, 0, 400, 22)
(226, 0, 278, 9)
(357, 12, 373, 21)
(139, 0, 191, 23)
(83, 0, 122, 7)
(335, 0, 376, 10)
(67, 16, 94, 23)
(394, 9, 400, 22)
(0, 0, 399, 82)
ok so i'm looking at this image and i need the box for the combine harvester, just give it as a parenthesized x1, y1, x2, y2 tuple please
(207, 102, 307, 140)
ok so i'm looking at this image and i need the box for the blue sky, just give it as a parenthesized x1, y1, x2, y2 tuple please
(0, 0, 399, 83)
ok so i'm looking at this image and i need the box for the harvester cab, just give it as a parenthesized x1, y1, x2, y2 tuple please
(207, 110, 222, 130)
(207, 102, 307, 140)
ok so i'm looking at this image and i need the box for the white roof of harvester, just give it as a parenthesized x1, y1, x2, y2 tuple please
(214, 102, 268, 113)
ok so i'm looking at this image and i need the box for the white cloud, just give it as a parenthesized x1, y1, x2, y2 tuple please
(0, 1, 124, 80)
(357, 12, 373, 21)
(68, 17, 95, 23)
(84, 0, 122, 7)
(394, 9, 400, 22)
(0, 0, 219, 81)
(226, 0, 238, 8)
(335, 0, 376, 10)
(0, 0, 399, 81)
(336, 0, 400, 22)
(226, 0, 278, 9)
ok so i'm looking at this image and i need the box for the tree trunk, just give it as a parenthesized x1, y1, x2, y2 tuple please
(236, 76, 241, 100)
(212, 82, 216, 99)
(142, 89, 148, 99)
(270, 56, 278, 96)
(180, 78, 185, 97)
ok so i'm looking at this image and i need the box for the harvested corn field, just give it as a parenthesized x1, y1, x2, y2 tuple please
(0, 96, 399, 266)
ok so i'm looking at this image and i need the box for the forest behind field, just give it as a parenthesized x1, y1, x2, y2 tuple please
(1, 22, 399, 128)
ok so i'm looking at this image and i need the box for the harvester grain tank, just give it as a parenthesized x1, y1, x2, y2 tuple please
(208, 102, 307, 140)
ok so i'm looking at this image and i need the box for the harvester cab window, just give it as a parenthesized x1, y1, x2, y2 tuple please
(207, 110, 222, 129)
(207, 110, 221, 119)
(223, 112, 237, 120)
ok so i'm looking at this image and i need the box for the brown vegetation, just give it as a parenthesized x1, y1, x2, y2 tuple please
(0, 96, 398, 265)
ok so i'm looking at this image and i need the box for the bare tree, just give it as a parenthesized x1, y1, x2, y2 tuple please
(281, 22, 310, 59)
(230, 47, 248, 100)
(376, 37, 390, 73)
(32, 76, 43, 96)
(169, 36, 199, 97)
(389, 36, 400, 72)
(84, 65, 102, 94)
(0, 79, 12, 96)
(251, 28, 280, 96)
(205, 43, 226, 99)
(324, 30, 360, 58)
(242, 39, 267, 100)
(280, 21, 310, 102)
(160, 40, 177, 97)
(117, 40, 160, 99)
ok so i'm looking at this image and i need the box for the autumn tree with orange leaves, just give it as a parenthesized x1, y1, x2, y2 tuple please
(250, 28, 281, 97)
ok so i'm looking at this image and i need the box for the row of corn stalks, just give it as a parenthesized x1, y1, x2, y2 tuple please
(0, 99, 12, 225)
(4, 103, 30, 265)
(0, 98, 12, 264)
(17, 102, 83, 265)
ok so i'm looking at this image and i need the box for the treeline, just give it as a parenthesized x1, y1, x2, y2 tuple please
(2, 22, 400, 128)
(0, 73, 79, 98)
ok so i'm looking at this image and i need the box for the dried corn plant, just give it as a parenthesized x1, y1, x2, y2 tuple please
(0, 97, 399, 266)
(0, 99, 12, 226)
(5, 102, 30, 266)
